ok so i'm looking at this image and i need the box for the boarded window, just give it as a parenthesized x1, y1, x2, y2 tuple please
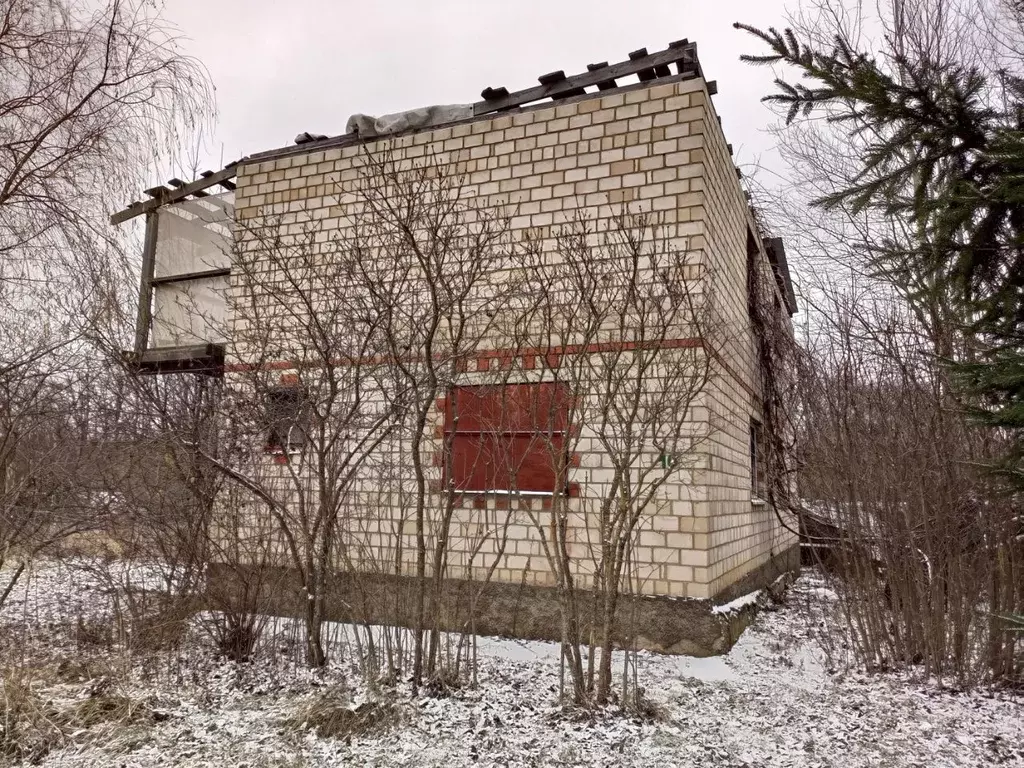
(266, 386, 306, 453)
(445, 383, 569, 493)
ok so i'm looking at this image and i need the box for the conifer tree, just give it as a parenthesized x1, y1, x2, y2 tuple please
(737, 20, 1024, 485)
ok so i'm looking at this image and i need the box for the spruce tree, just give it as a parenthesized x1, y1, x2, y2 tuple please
(737, 21, 1024, 486)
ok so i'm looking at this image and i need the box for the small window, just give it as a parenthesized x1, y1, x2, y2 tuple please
(445, 383, 570, 493)
(750, 419, 766, 500)
(266, 385, 306, 454)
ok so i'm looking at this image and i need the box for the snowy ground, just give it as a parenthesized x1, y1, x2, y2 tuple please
(0, 559, 1021, 767)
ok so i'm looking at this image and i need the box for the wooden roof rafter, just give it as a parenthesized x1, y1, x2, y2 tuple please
(474, 39, 705, 116)
(110, 164, 239, 226)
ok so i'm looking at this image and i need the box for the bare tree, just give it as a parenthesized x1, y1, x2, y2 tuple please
(0, 0, 211, 279)
(0, 0, 212, 599)
(345, 145, 530, 688)
(184, 208, 402, 668)
(755, 0, 1024, 355)
(743, 0, 1023, 685)
(517, 210, 722, 705)
(795, 278, 1020, 685)
(0, 332, 110, 608)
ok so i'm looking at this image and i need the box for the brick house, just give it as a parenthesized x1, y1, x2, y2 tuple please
(114, 39, 798, 650)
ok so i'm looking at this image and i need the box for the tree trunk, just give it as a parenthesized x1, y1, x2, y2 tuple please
(305, 591, 327, 668)
(595, 551, 619, 704)
(0, 561, 25, 610)
(558, 591, 587, 705)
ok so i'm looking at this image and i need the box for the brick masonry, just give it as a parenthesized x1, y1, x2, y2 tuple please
(228, 75, 797, 601)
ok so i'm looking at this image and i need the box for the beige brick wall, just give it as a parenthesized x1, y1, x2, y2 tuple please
(683, 84, 798, 598)
(227, 75, 795, 600)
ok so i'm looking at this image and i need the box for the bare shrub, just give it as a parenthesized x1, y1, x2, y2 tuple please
(151, 143, 535, 682)
(516, 210, 724, 706)
(0, 0, 213, 610)
(739, 0, 1024, 686)
(0, 354, 122, 611)
(206, 611, 263, 663)
(797, 283, 1021, 685)
(343, 145, 530, 689)
(199, 529, 279, 663)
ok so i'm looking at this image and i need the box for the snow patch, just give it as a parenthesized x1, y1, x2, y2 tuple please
(666, 654, 739, 683)
(1, 559, 1021, 768)
(711, 589, 762, 615)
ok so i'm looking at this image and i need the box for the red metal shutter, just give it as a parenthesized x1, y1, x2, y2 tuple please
(445, 383, 569, 492)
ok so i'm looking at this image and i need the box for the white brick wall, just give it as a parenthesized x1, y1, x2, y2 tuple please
(226, 76, 796, 599)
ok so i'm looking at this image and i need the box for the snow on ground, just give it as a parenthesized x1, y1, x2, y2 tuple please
(710, 589, 763, 616)
(0, 559, 1021, 767)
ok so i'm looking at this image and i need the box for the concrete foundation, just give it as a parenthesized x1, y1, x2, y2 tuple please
(206, 544, 798, 657)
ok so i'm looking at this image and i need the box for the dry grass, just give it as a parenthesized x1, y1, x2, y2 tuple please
(0, 666, 156, 766)
(67, 692, 152, 729)
(0, 670, 65, 765)
(283, 687, 401, 741)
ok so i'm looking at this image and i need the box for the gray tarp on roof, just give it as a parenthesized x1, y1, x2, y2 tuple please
(345, 104, 474, 138)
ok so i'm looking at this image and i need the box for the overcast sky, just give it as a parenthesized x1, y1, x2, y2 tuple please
(163, 1, 793, 184)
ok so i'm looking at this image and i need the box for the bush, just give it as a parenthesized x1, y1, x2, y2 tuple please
(202, 609, 266, 662)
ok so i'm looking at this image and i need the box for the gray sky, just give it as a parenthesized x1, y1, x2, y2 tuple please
(165, 1, 792, 182)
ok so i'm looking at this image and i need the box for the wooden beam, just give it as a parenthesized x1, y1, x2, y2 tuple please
(766, 237, 798, 316)
(628, 48, 657, 82)
(124, 343, 225, 376)
(538, 70, 586, 98)
(111, 166, 238, 225)
(133, 212, 159, 357)
(200, 170, 236, 191)
(587, 62, 617, 91)
(168, 176, 210, 197)
(473, 42, 698, 116)
(150, 267, 231, 286)
(480, 86, 509, 101)
(669, 38, 696, 75)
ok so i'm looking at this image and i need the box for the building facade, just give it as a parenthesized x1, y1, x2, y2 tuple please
(116, 42, 798, 634)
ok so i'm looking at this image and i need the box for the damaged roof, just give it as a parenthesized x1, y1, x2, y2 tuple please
(110, 38, 795, 314)
(249, 39, 709, 164)
(112, 39, 708, 224)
